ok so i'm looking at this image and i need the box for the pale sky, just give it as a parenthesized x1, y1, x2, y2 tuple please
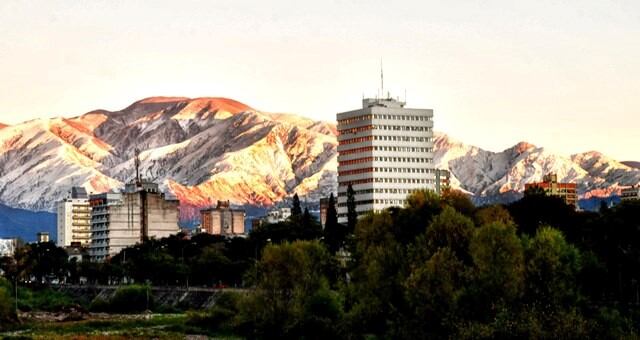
(0, 0, 638, 160)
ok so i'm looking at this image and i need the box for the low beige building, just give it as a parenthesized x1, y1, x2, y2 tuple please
(200, 200, 245, 236)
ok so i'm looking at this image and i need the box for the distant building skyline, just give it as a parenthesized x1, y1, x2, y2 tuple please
(1, 1, 639, 160)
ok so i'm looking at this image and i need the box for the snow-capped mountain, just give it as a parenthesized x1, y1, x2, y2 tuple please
(434, 133, 640, 203)
(0, 97, 638, 213)
(0, 97, 337, 211)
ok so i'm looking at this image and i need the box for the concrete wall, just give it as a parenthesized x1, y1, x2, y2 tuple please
(55, 285, 247, 311)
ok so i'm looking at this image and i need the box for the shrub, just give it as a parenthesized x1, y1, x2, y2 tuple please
(186, 292, 242, 332)
(89, 285, 153, 313)
(109, 285, 153, 313)
(0, 279, 17, 327)
(89, 297, 110, 313)
(17, 288, 78, 312)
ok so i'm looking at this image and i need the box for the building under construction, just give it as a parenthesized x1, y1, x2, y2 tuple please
(89, 151, 180, 262)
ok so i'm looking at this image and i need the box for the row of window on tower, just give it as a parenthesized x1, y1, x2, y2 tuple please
(339, 124, 432, 135)
(339, 157, 433, 166)
(345, 167, 436, 176)
(339, 135, 434, 145)
(339, 146, 433, 156)
(337, 198, 409, 207)
(338, 177, 435, 186)
(373, 135, 433, 142)
(337, 113, 432, 125)
(337, 188, 431, 197)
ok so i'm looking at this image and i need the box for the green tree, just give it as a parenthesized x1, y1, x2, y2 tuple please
(238, 240, 341, 338)
(347, 211, 405, 336)
(291, 193, 302, 217)
(394, 189, 442, 243)
(523, 226, 581, 308)
(323, 193, 344, 253)
(193, 244, 231, 286)
(441, 188, 476, 216)
(0, 278, 17, 327)
(474, 204, 514, 227)
(405, 247, 465, 337)
(467, 222, 524, 318)
(422, 206, 475, 263)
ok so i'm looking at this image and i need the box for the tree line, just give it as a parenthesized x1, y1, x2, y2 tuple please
(1, 187, 639, 338)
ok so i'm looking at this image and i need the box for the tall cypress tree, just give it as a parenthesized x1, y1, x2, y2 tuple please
(291, 193, 302, 217)
(347, 184, 357, 233)
(323, 193, 341, 253)
(326, 193, 338, 230)
(303, 207, 312, 226)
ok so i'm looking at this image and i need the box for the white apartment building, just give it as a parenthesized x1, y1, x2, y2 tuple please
(56, 187, 91, 247)
(89, 181, 180, 262)
(0, 238, 17, 257)
(336, 97, 435, 222)
(266, 207, 292, 224)
(621, 185, 640, 201)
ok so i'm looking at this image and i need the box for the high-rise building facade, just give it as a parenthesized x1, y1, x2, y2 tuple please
(336, 97, 435, 222)
(56, 187, 91, 247)
(89, 181, 180, 262)
(200, 200, 246, 236)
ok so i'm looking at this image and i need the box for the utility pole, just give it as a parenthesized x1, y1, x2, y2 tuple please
(14, 275, 18, 316)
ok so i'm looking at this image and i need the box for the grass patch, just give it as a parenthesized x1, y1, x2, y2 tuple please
(0, 314, 242, 339)
(17, 287, 83, 312)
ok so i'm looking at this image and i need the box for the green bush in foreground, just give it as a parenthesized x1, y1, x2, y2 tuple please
(0, 278, 17, 327)
(17, 287, 79, 312)
(90, 285, 153, 313)
(186, 292, 241, 332)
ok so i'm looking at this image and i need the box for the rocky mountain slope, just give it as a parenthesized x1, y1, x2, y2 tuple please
(0, 97, 337, 211)
(434, 133, 640, 203)
(622, 161, 640, 170)
(0, 97, 638, 213)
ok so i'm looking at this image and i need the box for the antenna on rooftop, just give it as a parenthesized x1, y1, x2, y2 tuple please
(380, 58, 384, 98)
(134, 148, 141, 185)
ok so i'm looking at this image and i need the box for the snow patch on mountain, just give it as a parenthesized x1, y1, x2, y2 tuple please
(1, 97, 638, 213)
(434, 133, 640, 200)
(0, 97, 336, 211)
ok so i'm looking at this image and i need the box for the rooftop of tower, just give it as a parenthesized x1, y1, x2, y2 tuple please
(362, 96, 406, 109)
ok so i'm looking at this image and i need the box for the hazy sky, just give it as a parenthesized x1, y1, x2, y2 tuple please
(1, 0, 638, 160)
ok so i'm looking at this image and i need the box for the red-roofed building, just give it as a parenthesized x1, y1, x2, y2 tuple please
(525, 173, 578, 208)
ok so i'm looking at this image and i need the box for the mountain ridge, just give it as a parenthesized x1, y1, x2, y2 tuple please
(622, 161, 640, 170)
(0, 97, 337, 212)
(0, 96, 638, 214)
